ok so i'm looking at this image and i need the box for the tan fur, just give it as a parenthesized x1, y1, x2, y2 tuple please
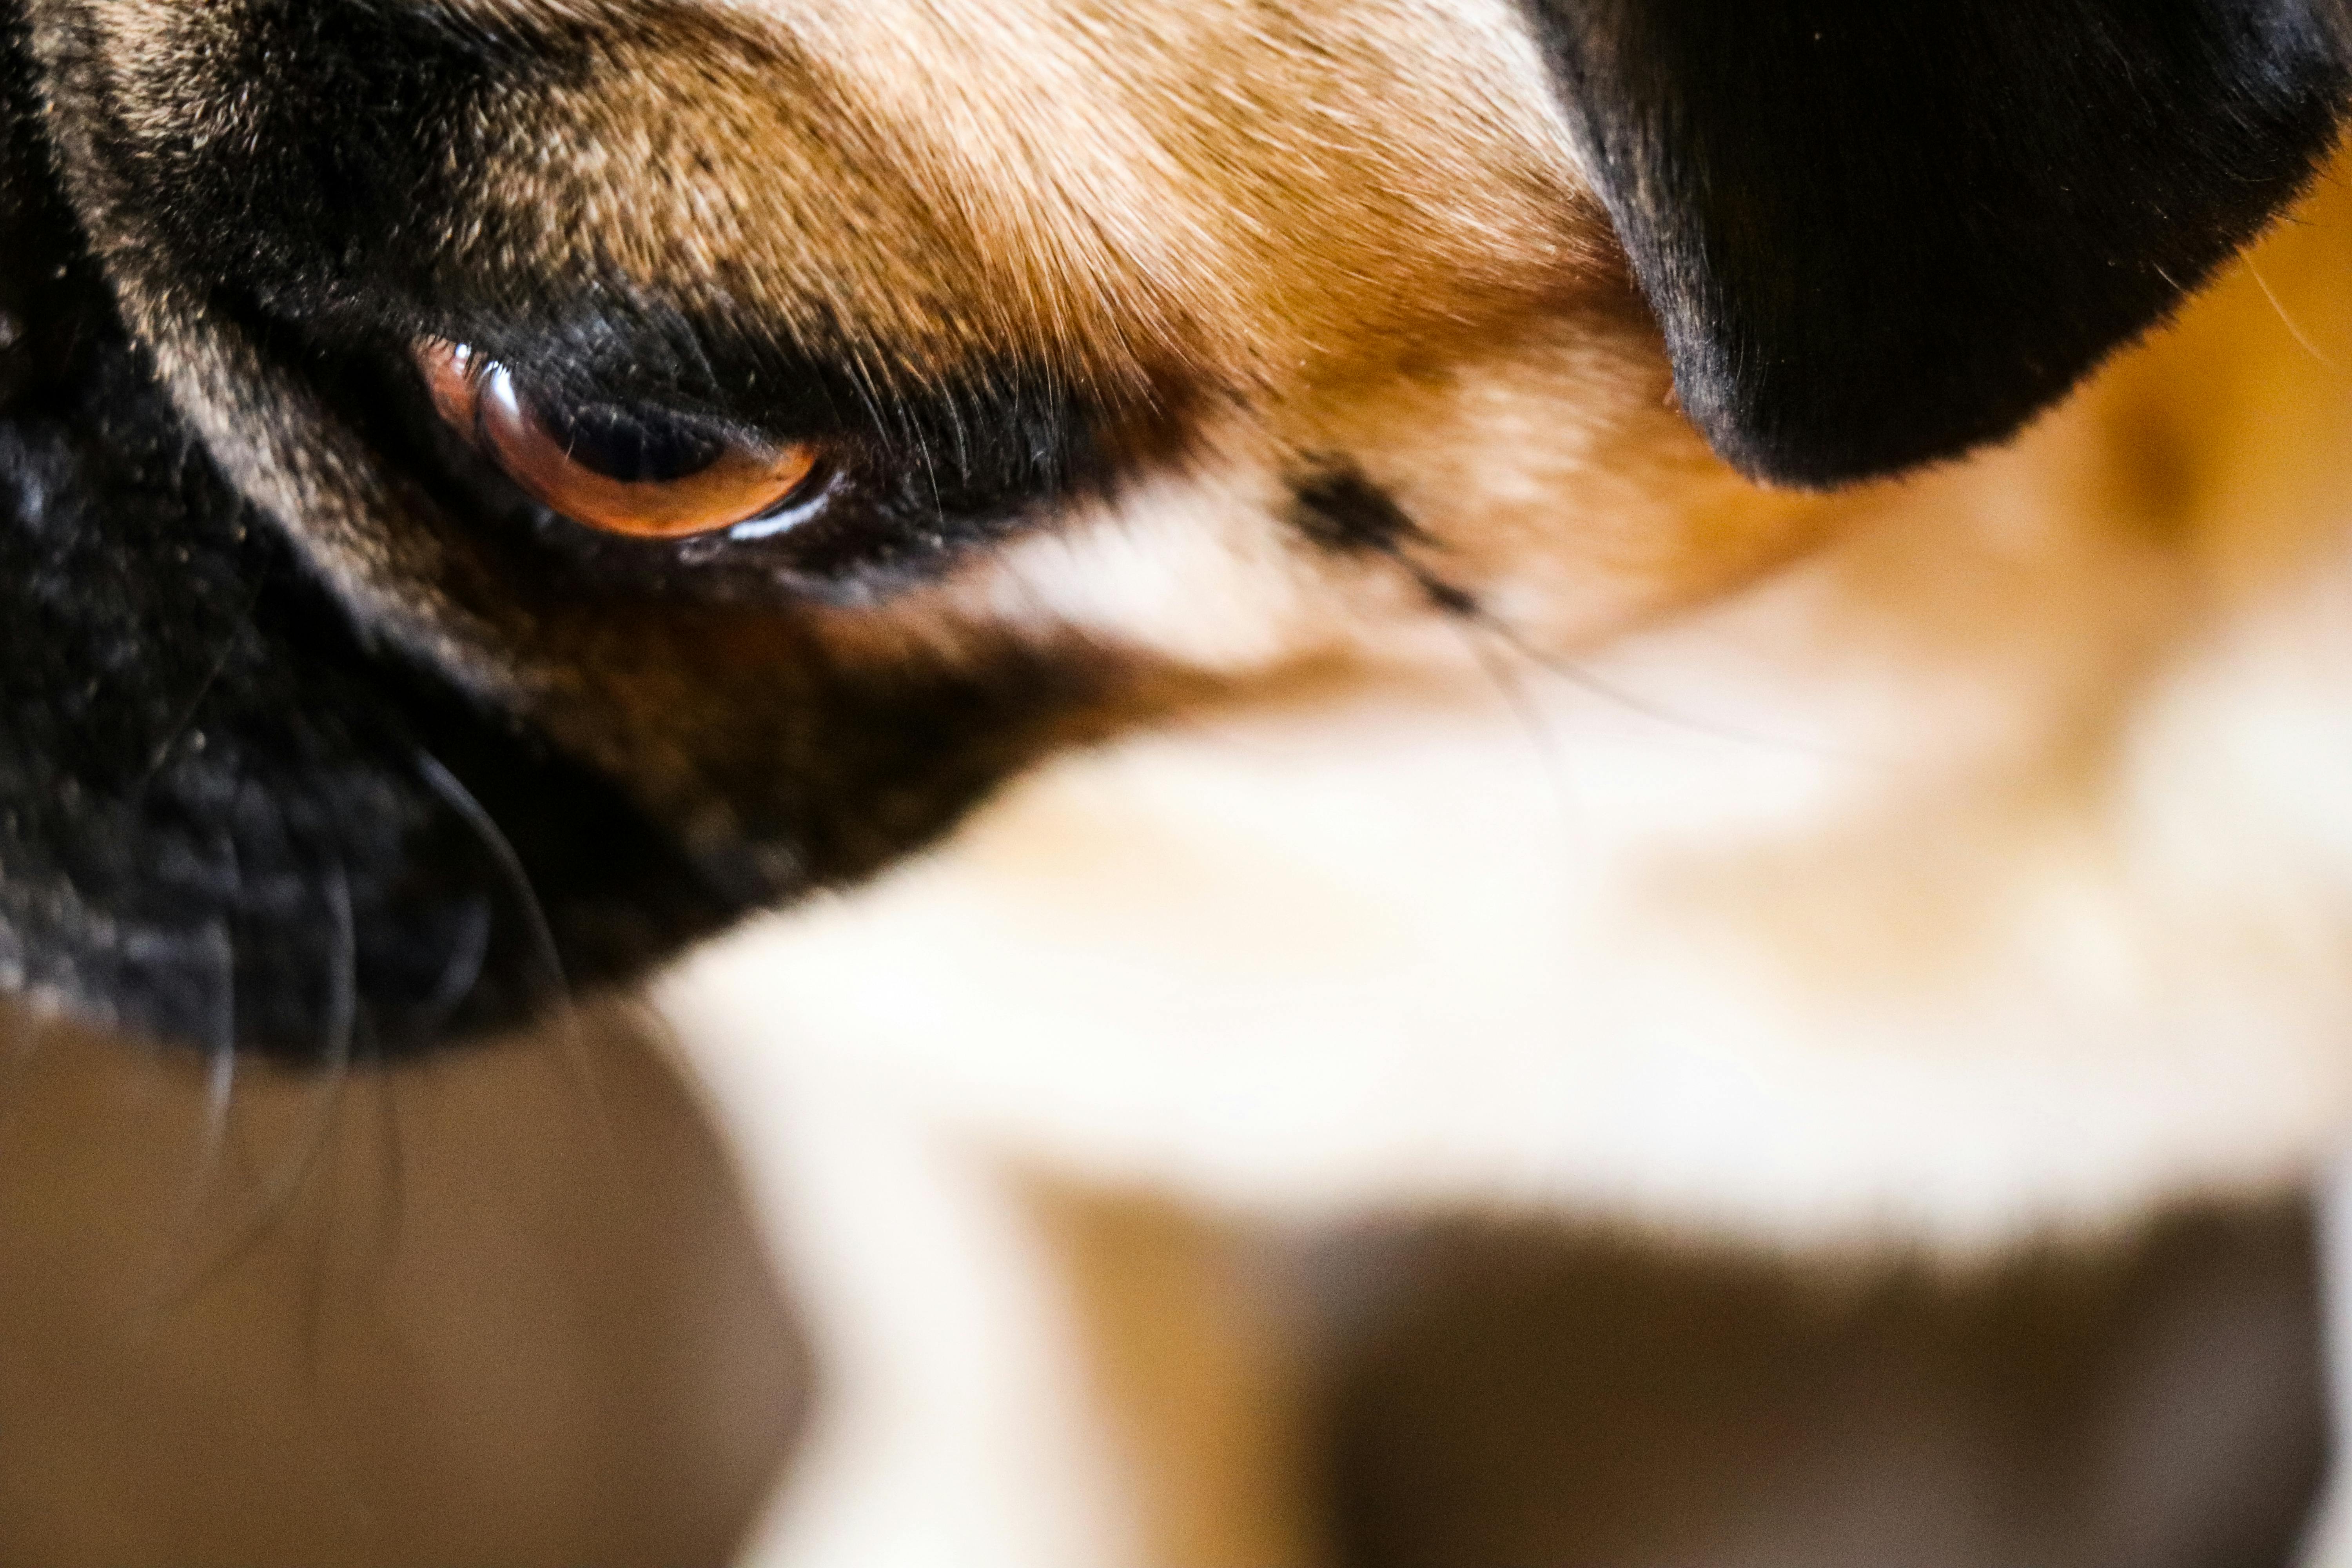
(642, 160, 2352, 1564)
(22, 3, 2352, 1561)
(35, 0, 1824, 728)
(669, 151, 2352, 1237)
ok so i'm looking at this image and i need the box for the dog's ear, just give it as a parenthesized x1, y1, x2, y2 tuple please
(1530, 1, 2352, 487)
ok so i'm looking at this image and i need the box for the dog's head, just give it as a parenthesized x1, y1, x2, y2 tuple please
(2, 0, 2345, 1058)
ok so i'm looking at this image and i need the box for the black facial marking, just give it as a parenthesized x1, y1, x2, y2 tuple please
(1290, 457, 1433, 559)
(1, 66, 738, 1054)
(1289, 456, 1480, 616)
(1526, 0, 2352, 486)
(2, 36, 1118, 1059)
(90, 1, 557, 325)
(44, 0, 1163, 596)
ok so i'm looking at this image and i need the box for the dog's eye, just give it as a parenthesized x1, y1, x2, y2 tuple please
(415, 339, 820, 539)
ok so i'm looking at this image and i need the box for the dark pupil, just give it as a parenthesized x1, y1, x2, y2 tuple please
(528, 395, 729, 483)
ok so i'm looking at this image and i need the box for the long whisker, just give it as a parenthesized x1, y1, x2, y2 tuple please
(157, 863, 356, 1309)
(205, 1040, 237, 1153)
(415, 753, 568, 1014)
(1449, 613, 1580, 838)
(200, 917, 238, 1175)
(146, 917, 239, 1298)
(1443, 575, 1878, 767)
(413, 893, 492, 1042)
(202, 823, 260, 1191)
(1312, 482, 1793, 751)
(2249, 256, 2347, 376)
(414, 750, 612, 1154)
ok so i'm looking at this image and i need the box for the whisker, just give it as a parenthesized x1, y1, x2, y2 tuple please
(1447, 583, 1879, 767)
(1449, 613, 1580, 838)
(323, 861, 357, 1074)
(295, 1027, 352, 1397)
(156, 863, 357, 1309)
(1303, 479, 1787, 753)
(910, 408, 947, 524)
(205, 1041, 237, 1149)
(414, 752, 570, 1012)
(174, 915, 240, 1223)
(413, 892, 492, 1042)
(414, 750, 613, 1156)
(2249, 256, 2347, 375)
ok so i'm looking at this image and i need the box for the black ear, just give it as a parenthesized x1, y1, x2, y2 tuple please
(1529, 1, 2352, 486)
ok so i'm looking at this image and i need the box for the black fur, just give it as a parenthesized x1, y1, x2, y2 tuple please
(1528, 0, 2352, 486)
(1, 28, 1111, 1058)
(2, 40, 742, 1056)
(51, 0, 1148, 596)
(13, 0, 2351, 1060)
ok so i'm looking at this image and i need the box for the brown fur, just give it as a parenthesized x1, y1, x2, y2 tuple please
(13, 2, 2352, 1563)
(29, 0, 1809, 726)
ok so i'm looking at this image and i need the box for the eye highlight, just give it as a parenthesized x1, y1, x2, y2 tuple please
(415, 339, 822, 540)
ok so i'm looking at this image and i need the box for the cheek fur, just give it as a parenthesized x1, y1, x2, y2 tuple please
(918, 309, 1839, 685)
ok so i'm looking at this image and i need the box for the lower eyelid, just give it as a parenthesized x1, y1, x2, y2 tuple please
(726, 468, 838, 540)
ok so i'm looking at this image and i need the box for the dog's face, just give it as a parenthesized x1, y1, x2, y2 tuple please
(2, 0, 2346, 1058)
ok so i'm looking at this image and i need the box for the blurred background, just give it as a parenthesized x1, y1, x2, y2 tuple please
(0, 998, 2326, 1567)
(0, 1002, 800, 1568)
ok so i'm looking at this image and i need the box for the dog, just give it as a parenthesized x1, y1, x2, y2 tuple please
(8, 0, 2352, 1562)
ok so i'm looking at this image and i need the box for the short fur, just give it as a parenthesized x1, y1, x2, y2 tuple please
(6, 0, 2352, 1561)
(18, 0, 2341, 1060)
(1535, 0, 2352, 482)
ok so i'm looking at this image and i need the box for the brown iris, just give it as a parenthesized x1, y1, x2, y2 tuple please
(416, 339, 820, 539)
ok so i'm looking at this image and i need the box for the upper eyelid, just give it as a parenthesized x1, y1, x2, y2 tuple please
(390, 310, 1123, 519)
(399, 308, 860, 431)
(385, 299, 1116, 472)
(436, 343, 808, 452)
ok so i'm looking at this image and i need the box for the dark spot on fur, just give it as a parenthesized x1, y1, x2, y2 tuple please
(1289, 456, 1431, 557)
(1289, 456, 1479, 615)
